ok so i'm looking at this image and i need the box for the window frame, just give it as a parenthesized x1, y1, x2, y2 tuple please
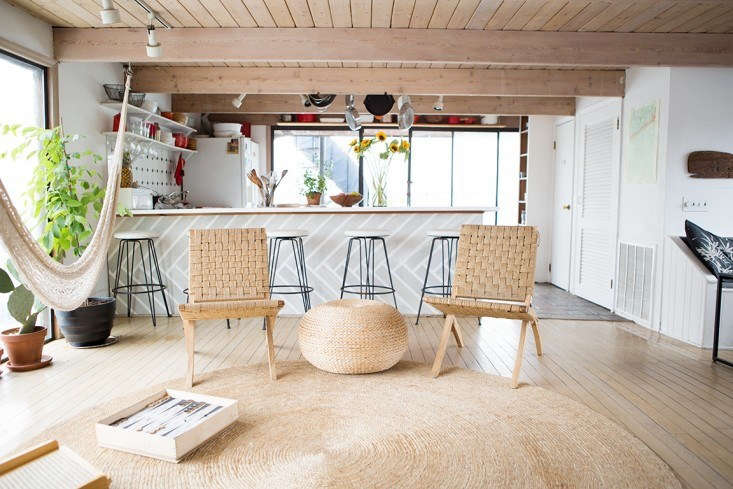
(271, 124, 518, 214)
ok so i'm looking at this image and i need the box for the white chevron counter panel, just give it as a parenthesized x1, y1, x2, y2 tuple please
(106, 207, 492, 316)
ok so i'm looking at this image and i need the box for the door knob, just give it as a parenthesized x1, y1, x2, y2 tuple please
(562, 204, 571, 210)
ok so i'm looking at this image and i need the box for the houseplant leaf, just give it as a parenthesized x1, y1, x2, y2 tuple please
(8, 285, 34, 331)
(0, 268, 14, 293)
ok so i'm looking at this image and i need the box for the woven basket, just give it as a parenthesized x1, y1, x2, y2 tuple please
(299, 299, 407, 374)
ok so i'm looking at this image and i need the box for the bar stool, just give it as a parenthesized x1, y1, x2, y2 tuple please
(268, 229, 313, 312)
(111, 231, 171, 326)
(339, 229, 397, 308)
(416, 230, 459, 324)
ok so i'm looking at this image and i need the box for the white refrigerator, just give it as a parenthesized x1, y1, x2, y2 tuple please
(184, 137, 260, 208)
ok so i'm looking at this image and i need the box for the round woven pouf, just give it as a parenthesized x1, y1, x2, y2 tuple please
(299, 299, 407, 374)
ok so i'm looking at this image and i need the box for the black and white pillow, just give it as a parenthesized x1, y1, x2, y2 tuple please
(685, 220, 733, 276)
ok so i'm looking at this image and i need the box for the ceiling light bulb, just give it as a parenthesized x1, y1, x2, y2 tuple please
(146, 25, 162, 58)
(100, 0, 121, 24)
(433, 95, 444, 111)
(232, 93, 246, 109)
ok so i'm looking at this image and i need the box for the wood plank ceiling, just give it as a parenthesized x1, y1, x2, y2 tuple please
(11, 0, 733, 70)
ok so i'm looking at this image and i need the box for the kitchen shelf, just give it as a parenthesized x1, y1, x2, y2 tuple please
(274, 122, 507, 129)
(103, 131, 197, 155)
(100, 102, 197, 135)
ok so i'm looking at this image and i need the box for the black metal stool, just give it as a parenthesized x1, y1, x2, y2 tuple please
(111, 231, 171, 326)
(416, 230, 459, 324)
(268, 229, 313, 311)
(339, 229, 397, 308)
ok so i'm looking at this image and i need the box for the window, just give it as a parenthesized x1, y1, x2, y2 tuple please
(0, 50, 47, 325)
(272, 126, 519, 212)
(272, 129, 359, 205)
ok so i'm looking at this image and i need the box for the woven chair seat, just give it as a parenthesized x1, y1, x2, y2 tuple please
(424, 296, 531, 318)
(179, 299, 284, 320)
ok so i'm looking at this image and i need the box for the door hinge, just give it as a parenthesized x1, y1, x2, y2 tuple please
(616, 118, 620, 130)
(553, 140, 556, 150)
(610, 279, 614, 289)
(549, 263, 552, 272)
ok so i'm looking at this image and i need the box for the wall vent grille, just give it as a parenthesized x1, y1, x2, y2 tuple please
(615, 242, 654, 326)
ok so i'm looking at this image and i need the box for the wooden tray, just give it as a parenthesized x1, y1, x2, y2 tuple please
(0, 440, 109, 489)
(96, 389, 238, 463)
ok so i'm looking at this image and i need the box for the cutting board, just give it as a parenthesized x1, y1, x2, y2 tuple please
(687, 151, 733, 178)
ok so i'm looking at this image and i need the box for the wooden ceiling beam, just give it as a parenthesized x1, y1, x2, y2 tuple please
(134, 67, 624, 97)
(172, 94, 576, 116)
(53, 27, 733, 66)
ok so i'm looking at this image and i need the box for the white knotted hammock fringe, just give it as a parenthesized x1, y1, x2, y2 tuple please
(0, 76, 131, 311)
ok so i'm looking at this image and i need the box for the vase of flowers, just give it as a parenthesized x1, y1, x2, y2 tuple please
(350, 131, 409, 207)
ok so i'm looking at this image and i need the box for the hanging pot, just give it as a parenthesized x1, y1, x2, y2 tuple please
(308, 94, 336, 112)
(345, 95, 361, 131)
(397, 96, 415, 130)
(364, 94, 395, 116)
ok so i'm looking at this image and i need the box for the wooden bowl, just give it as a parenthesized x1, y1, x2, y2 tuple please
(330, 193, 362, 207)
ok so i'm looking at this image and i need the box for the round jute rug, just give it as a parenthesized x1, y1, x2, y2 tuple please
(33, 361, 680, 489)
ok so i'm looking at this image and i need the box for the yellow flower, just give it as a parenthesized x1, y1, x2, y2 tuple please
(376, 131, 387, 142)
(348, 139, 357, 146)
(400, 140, 410, 151)
(360, 139, 370, 148)
(389, 142, 399, 153)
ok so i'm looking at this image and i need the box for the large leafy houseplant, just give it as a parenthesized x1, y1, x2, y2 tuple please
(1, 124, 105, 261)
(1, 124, 118, 347)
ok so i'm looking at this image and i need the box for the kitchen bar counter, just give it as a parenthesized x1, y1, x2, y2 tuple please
(107, 207, 493, 315)
(130, 206, 496, 216)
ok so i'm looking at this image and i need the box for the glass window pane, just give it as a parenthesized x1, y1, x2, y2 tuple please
(272, 129, 359, 205)
(410, 131, 451, 207)
(452, 132, 498, 207)
(497, 132, 520, 225)
(362, 128, 409, 207)
(0, 51, 46, 326)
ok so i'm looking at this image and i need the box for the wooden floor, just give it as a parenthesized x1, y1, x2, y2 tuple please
(1, 315, 732, 489)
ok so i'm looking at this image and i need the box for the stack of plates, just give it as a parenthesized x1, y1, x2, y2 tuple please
(213, 123, 242, 138)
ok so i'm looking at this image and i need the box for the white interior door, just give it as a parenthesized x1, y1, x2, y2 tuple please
(572, 100, 621, 309)
(551, 119, 575, 290)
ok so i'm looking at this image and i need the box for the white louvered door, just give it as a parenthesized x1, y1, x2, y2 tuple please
(572, 100, 621, 309)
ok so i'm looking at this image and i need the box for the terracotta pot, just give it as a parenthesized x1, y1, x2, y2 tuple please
(55, 297, 116, 347)
(306, 192, 322, 206)
(0, 326, 46, 367)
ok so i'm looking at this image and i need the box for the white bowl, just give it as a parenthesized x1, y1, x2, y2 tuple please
(213, 123, 242, 133)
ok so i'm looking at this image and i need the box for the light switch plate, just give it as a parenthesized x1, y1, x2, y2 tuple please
(682, 198, 709, 212)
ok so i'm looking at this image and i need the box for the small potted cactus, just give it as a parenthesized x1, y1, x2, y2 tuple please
(0, 262, 49, 371)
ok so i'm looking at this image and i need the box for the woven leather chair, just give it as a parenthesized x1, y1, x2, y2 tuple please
(179, 228, 284, 387)
(425, 225, 541, 388)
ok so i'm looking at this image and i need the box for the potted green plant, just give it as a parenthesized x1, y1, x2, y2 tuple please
(2, 124, 116, 347)
(302, 167, 328, 206)
(0, 262, 49, 370)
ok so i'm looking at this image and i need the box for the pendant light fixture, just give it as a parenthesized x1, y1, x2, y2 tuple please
(345, 95, 361, 131)
(433, 95, 444, 111)
(397, 95, 415, 130)
(146, 12, 162, 58)
(99, 0, 121, 24)
(232, 93, 246, 109)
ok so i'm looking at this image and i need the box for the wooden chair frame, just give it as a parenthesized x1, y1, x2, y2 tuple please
(179, 228, 284, 387)
(425, 225, 541, 388)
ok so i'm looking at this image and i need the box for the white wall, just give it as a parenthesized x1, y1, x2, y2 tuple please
(617, 67, 671, 327)
(0, 0, 52, 58)
(527, 116, 555, 282)
(665, 68, 733, 237)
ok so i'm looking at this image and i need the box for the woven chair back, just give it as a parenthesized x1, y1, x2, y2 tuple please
(188, 228, 269, 303)
(452, 225, 539, 303)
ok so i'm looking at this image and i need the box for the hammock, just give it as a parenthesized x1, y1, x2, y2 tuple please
(0, 75, 131, 311)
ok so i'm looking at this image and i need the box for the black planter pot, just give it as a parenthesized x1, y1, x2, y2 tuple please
(56, 297, 116, 347)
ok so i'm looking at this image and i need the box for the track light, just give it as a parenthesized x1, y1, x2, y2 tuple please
(99, 0, 121, 24)
(232, 93, 246, 109)
(146, 13, 162, 58)
(433, 95, 444, 111)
